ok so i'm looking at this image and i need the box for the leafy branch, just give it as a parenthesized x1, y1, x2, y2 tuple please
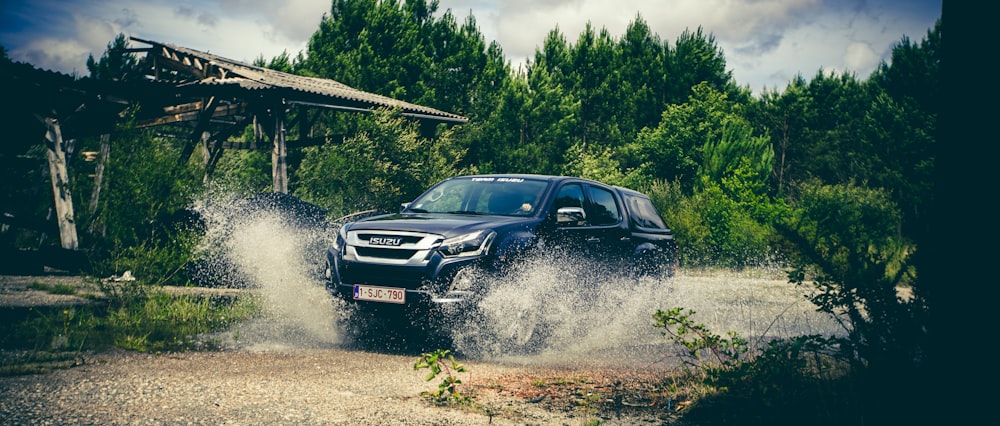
(653, 307, 749, 369)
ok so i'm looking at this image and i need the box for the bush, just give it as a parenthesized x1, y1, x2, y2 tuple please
(646, 179, 773, 269)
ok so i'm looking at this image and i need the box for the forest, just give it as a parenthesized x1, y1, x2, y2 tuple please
(1, 0, 941, 423)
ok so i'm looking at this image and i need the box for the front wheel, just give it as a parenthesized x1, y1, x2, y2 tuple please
(633, 248, 676, 278)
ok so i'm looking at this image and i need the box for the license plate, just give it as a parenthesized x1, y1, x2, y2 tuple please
(353, 285, 406, 304)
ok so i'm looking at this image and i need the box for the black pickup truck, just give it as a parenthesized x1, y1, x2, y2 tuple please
(324, 174, 677, 340)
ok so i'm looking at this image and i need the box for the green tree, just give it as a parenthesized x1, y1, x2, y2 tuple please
(699, 118, 773, 188)
(663, 27, 737, 105)
(86, 33, 139, 81)
(253, 50, 296, 73)
(747, 76, 814, 196)
(568, 23, 622, 150)
(616, 15, 666, 134)
(511, 35, 581, 174)
(802, 71, 872, 185)
(293, 109, 472, 216)
(864, 20, 939, 237)
(562, 143, 637, 188)
(304, 0, 501, 119)
(459, 41, 520, 172)
(628, 82, 743, 190)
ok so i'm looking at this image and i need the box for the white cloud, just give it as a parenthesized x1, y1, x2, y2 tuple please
(12, 37, 91, 75)
(843, 41, 879, 72)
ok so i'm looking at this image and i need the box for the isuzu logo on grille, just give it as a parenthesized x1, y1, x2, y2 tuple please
(369, 236, 403, 246)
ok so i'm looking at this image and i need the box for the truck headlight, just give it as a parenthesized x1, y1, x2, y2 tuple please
(333, 224, 348, 252)
(439, 230, 495, 257)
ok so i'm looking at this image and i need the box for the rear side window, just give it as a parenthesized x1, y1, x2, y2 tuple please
(586, 186, 621, 226)
(625, 194, 668, 230)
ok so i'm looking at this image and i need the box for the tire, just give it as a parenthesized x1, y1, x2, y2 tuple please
(501, 307, 550, 354)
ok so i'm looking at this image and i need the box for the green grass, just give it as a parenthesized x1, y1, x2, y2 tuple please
(27, 281, 79, 295)
(0, 280, 257, 376)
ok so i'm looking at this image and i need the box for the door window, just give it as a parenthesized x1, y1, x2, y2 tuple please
(554, 183, 585, 209)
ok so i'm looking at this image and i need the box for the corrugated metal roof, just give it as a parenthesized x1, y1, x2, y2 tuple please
(130, 37, 467, 123)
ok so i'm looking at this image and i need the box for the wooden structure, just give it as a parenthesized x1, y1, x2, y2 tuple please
(1, 37, 467, 252)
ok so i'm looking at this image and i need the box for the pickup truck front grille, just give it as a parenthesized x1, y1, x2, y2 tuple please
(344, 230, 442, 266)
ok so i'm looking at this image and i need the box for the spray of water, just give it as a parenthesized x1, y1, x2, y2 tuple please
(190, 190, 344, 351)
(449, 254, 844, 366)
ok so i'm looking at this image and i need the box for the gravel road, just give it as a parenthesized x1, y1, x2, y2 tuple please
(0, 347, 678, 425)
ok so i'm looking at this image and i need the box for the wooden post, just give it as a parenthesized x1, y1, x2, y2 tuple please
(252, 115, 261, 150)
(200, 131, 211, 185)
(43, 117, 79, 250)
(272, 106, 288, 194)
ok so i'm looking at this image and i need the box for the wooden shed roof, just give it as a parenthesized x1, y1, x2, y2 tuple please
(130, 37, 467, 123)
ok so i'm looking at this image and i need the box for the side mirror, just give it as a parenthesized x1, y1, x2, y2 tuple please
(556, 207, 586, 225)
(400, 202, 411, 211)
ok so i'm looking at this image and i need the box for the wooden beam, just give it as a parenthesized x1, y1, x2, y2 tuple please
(136, 101, 247, 128)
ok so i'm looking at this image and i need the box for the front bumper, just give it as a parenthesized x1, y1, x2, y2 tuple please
(325, 247, 484, 310)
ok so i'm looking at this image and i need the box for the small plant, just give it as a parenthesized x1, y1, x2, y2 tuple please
(413, 349, 471, 405)
(575, 391, 604, 424)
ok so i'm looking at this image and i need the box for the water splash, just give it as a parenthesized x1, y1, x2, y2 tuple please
(191, 191, 343, 351)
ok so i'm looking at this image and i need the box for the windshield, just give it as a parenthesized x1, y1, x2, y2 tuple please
(406, 177, 550, 216)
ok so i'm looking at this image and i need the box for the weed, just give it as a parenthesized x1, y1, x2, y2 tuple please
(414, 349, 471, 406)
(575, 391, 604, 424)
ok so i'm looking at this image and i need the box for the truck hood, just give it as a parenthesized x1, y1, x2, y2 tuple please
(344, 212, 537, 238)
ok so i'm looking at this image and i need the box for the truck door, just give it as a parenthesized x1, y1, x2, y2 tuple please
(546, 182, 630, 268)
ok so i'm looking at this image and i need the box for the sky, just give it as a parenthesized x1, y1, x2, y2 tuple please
(1, 0, 941, 95)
